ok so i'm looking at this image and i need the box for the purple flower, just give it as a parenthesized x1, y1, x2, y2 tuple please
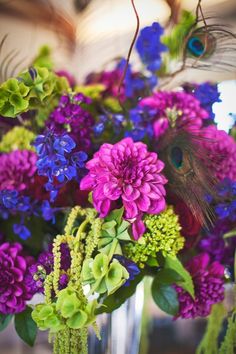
(80, 137, 167, 239)
(0, 150, 37, 192)
(29, 244, 71, 294)
(198, 125, 236, 181)
(175, 253, 225, 319)
(136, 22, 167, 72)
(140, 91, 209, 136)
(47, 93, 94, 152)
(0, 242, 35, 314)
(59, 274, 69, 290)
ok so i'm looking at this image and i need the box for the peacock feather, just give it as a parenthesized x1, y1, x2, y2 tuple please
(158, 126, 217, 227)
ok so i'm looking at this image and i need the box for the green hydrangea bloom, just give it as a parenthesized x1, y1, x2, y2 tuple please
(124, 206, 185, 268)
(0, 126, 35, 152)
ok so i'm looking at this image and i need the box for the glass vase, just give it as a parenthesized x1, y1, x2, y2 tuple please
(88, 282, 144, 354)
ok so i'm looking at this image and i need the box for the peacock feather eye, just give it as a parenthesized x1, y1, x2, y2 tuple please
(170, 146, 183, 169)
(186, 32, 216, 59)
(187, 37, 205, 57)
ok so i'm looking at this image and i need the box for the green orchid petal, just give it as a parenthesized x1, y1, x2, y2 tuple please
(5, 78, 19, 92)
(9, 93, 29, 113)
(92, 253, 109, 279)
(105, 261, 124, 290)
(38, 304, 54, 320)
(82, 258, 94, 282)
(66, 310, 88, 329)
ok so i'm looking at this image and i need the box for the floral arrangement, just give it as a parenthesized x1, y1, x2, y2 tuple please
(0, 7, 236, 354)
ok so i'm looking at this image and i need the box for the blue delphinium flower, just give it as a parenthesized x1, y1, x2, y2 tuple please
(41, 200, 56, 223)
(0, 190, 32, 239)
(125, 106, 156, 141)
(93, 113, 125, 138)
(136, 22, 167, 72)
(33, 130, 87, 201)
(116, 59, 157, 98)
(0, 189, 61, 239)
(13, 223, 31, 240)
(193, 82, 221, 119)
(213, 178, 236, 222)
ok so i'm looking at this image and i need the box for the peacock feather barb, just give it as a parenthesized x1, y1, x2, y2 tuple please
(0, 35, 26, 84)
(158, 127, 217, 227)
(163, 0, 236, 81)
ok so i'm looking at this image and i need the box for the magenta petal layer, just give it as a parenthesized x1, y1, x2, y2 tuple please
(0, 150, 37, 192)
(0, 242, 35, 314)
(80, 137, 167, 237)
(198, 125, 236, 181)
(175, 253, 225, 319)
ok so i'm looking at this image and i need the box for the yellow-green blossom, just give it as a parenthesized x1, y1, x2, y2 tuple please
(0, 126, 35, 152)
(124, 206, 185, 268)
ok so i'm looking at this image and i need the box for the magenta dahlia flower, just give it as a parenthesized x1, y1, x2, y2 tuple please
(139, 91, 209, 138)
(80, 138, 167, 239)
(175, 253, 225, 319)
(0, 150, 37, 192)
(198, 125, 236, 181)
(0, 242, 35, 314)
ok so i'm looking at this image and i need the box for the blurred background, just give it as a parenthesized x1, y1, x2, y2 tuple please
(0, 0, 236, 353)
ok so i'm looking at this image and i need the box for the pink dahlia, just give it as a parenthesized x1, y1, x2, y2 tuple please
(198, 125, 236, 181)
(0, 242, 35, 314)
(139, 91, 209, 138)
(0, 150, 37, 192)
(175, 253, 224, 319)
(80, 138, 167, 239)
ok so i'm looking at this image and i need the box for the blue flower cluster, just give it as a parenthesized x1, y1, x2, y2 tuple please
(212, 179, 236, 221)
(33, 131, 87, 201)
(93, 113, 125, 137)
(0, 190, 57, 240)
(136, 22, 167, 72)
(117, 59, 157, 98)
(193, 83, 221, 119)
(0, 190, 34, 240)
(125, 106, 156, 141)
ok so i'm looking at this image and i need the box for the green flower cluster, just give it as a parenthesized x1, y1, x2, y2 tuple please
(32, 288, 97, 333)
(0, 78, 30, 117)
(82, 253, 129, 295)
(0, 126, 35, 152)
(124, 206, 185, 268)
(0, 67, 68, 118)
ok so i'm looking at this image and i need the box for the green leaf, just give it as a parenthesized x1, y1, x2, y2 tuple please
(162, 10, 196, 58)
(155, 268, 183, 285)
(15, 306, 37, 347)
(102, 221, 117, 230)
(146, 257, 159, 267)
(106, 208, 124, 224)
(151, 277, 179, 316)
(165, 256, 195, 298)
(0, 314, 13, 332)
(117, 220, 130, 235)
